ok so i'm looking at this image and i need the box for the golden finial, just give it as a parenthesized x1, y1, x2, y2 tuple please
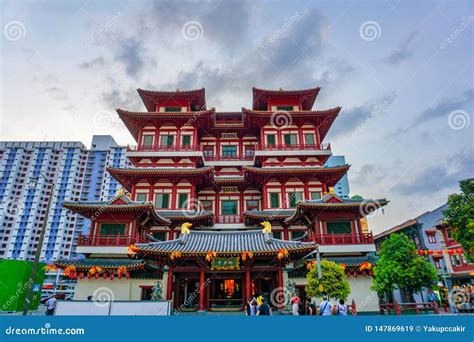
(260, 221, 272, 234)
(329, 187, 335, 195)
(181, 222, 192, 235)
(116, 188, 125, 197)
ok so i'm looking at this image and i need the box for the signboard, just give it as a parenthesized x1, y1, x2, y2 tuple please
(211, 257, 240, 270)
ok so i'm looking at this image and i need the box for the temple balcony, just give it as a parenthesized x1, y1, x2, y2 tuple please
(213, 214, 246, 229)
(305, 232, 376, 253)
(254, 142, 332, 158)
(203, 153, 255, 166)
(126, 144, 204, 158)
(75, 234, 147, 255)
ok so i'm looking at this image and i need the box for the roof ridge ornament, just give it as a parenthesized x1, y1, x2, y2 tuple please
(179, 222, 192, 245)
(260, 221, 272, 244)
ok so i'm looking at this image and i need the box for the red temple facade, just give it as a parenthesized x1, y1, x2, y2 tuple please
(56, 86, 388, 312)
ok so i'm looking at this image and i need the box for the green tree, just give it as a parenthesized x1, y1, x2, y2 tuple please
(305, 260, 350, 300)
(372, 233, 437, 301)
(444, 178, 474, 263)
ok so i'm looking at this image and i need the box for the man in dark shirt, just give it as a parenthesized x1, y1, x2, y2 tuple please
(257, 298, 271, 315)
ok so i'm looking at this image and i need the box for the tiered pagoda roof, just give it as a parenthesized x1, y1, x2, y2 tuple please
(107, 167, 214, 191)
(62, 193, 171, 226)
(252, 87, 321, 110)
(55, 258, 146, 272)
(131, 229, 316, 258)
(286, 193, 389, 223)
(137, 87, 206, 112)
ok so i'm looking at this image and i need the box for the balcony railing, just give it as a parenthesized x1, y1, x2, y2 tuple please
(308, 232, 374, 245)
(78, 234, 146, 246)
(256, 143, 331, 151)
(203, 154, 254, 161)
(215, 215, 243, 224)
(127, 144, 200, 152)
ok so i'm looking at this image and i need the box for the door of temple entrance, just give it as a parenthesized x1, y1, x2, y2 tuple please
(209, 276, 243, 310)
(251, 273, 277, 306)
(175, 276, 200, 311)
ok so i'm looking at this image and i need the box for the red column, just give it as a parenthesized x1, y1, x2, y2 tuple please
(277, 266, 284, 308)
(245, 267, 251, 302)
(166, 267, 173, 301)
(198, 268, 206, 311)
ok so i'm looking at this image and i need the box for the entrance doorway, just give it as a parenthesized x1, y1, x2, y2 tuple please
(176, 277, 199, 311)
(209, 277, 243, 310)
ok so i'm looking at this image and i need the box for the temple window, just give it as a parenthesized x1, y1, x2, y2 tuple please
(160, 135, 174, 147)
(182, 135, 191, 147)
(434, 259, 442, 269)
(222, 146, 237, 157)
(99, 223, 126, 235)
(273, 231, 282, 239)
(164, 107, 181, 112)
(288, 192, 303, 208)
(291, 231, 305, 240)
(142, 135, 154, 148)
(283, 134, 297, 146)
(326, 221, 352, 234)
(269, 193, 280, 208)
(140, 286, 153, 300)
(276, 105, 294, 111)
(203, 146, 214, 158)
(221, 200, 238, 215)
(310, 192, 321, 200)
(151, 231, 167, 241)
(136, 193, 147, 202)
(304, 134, 315, 146)
(246, 200, 259, 211)
(155, 193, 170, 209)
(266, 134, 276, 146)
(451, 254, 461, 266)
(201, 200, 213, 212)
(178, 193, 188, 209)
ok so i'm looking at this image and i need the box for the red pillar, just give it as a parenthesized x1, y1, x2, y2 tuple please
(245, 267, 251, 302)
(166, 267, 173, 301)
(198, 268, 206, 311)
(277, 266, 284, 308)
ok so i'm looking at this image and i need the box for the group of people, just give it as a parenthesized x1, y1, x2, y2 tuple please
(290, 294, 348, 316)
(245, 293, 349, 316)
(245, 294, 272, 315)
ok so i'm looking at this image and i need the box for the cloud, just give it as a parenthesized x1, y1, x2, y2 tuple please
(394, 149, 473, 196)
(385, 31, 419, 66)
(80, 57, 106, 69)
(113, 37, 146, 77)
(351, 163, 386, 187)
(327, 93, 396, 139)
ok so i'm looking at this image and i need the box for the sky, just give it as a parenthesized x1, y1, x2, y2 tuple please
(0, 0, 473, 234)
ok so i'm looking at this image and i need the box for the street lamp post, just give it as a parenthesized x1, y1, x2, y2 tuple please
(22, 173, 54, 315)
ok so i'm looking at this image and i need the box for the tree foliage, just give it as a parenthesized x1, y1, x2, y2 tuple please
(305, 260, 350, 300)
(371, 233, 437, 299)
(444, 178, 474, 263)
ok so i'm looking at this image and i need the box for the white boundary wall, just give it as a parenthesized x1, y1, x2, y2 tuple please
(55, 300, 171, 316)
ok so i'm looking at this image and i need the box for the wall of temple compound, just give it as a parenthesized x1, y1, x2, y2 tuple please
(73, 278, 162, 301)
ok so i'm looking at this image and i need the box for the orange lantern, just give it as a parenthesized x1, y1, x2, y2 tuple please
(277, 248, 289, 260)
(206, 251, 217, 262)
(117, 266, 127, 278)
(63, 265, 76, 278)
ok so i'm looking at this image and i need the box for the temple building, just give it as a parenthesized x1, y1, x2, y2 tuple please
(55, 86, 388, 312)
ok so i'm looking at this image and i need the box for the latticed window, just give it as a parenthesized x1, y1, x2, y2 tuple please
(266, 134, 276, 145)
(284, 134, 297, 145)
(164, 107, 181, 112)
(310, 192, 321, 200)
(160, 135, 174, 146)
(276, 106, 294, 111)
(269, 193, 280, 208)
(142, 135, 153, 147)
(222, 146, 237, 157)
(326, 221, 352, 234)
(155, 194, 170, 209)
(136, 193, 147, 202)
(178, 193, 188, 208)
(221, 200, 238, 215)
(182, 135, 191, 146)
(288, 192, 303, 208)
(304, 134, 315, 145)
(99, 223, 126, 235)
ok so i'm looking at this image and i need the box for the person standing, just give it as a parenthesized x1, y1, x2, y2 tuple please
(335, 299, 348, 316)
(45, 294, 57, 316)
(306, 298, 316, 315)
(256, 298, 271, 315)
(319, 296, 333, 316)
(290, 293, 300, 316)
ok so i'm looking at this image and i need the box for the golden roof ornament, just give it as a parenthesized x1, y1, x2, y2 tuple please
(329, 187, 335, 195)
(181, 222, 192, 235)
(116, 188, 125, 197)
(261, 221, 272, 234)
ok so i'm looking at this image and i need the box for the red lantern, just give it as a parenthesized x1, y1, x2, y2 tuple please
(448, 249, 455, 255)
(457, 249, 463, 254)
(437, 250, 443, 255)
(94, 273, 99, 279)
(126, 272, 130, 279)
(102, 273, 107, 279)
(79, 272, 84, 279)
(110, 273, 114, 280)
(428, 250, 434, 255)
(87, 273, 91, 279)
(418, 250, 424, 255)
(118, 273, 122, 279)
